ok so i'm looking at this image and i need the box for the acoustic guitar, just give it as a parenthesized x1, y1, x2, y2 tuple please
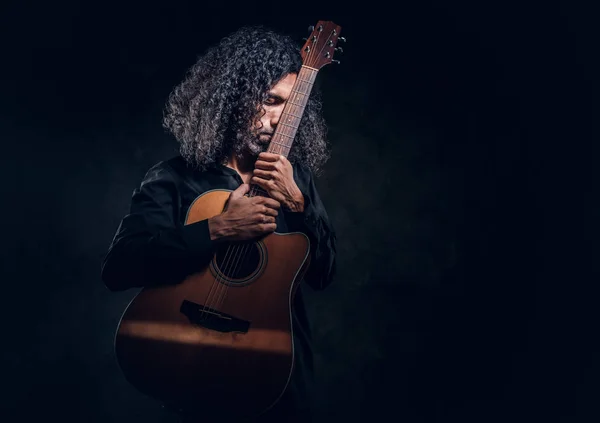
(113, 21, 343, 420)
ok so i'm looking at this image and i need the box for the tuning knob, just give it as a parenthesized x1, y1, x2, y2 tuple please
(338, 36, 347, 42)
(308, 25, 315, 32)
(332, 59, 341, 65)
(335, 47, 344, 53)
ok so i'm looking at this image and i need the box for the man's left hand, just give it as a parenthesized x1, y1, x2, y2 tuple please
(252, 152, 305, 212)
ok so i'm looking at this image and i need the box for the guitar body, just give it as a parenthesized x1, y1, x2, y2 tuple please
(114, 189, 311, 419)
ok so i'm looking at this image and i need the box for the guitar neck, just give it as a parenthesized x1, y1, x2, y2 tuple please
(266, 66, 318, 158)
(250, 20, 343, 198)
(250, 66, 319, 198)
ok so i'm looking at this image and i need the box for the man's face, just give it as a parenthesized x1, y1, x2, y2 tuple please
(246, 72, 298, 156)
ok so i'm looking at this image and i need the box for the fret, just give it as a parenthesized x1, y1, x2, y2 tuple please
(276, 132, 295, 139)
(301, 65, 319, 72)
(295, 75, 314, 86)
(278, 121, 299, 130)
(269, 140, 290, 147)
(283, 110, 303, 119)
(288, 99, 304, 107)
(290, 93, 306, 100)
(259, 65, 317, 162)
(294, 78, 314, 86)
(294, 84, 314, 92)
(294, 79, 314, 87)
(291, 93, 310, 100)
(290, 89, 311, 98)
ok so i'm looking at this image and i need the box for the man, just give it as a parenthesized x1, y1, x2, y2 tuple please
(101, 25, 337, 422)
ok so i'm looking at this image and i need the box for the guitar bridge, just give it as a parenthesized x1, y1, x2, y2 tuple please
(179, 300, 250, 333)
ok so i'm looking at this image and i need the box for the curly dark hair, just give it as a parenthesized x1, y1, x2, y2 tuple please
(162, 25, 330, 175)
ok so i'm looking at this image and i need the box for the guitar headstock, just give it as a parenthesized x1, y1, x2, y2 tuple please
(300, 21, 344, 69)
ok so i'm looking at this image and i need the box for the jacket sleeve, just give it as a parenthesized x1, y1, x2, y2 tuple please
(101, 162, 217, 291)
(285, 167, 337, 291)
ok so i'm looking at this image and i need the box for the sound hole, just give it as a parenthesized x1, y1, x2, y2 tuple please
(212, 241, 263, 283)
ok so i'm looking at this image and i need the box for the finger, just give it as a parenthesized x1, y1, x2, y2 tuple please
(259, 223, 277, 233)
(253, 169, 273, 179)
(253, 198, 279, 211)
(255, 213, 273, 224)
(251, 176, 274, 191)
(254, 195, 279, 205)
(258, 152, 280, 162)
(250, 175, 268, 184)
(263, 206, 279, 217)
(263, 198, 281, 209)
(254, 194, 283, 209)
(231, 183, 250, 198)
(254, 160, 277, 171)
(250, 177, 265, 193)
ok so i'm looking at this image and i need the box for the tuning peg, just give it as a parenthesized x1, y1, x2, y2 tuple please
(332, 59, 341, 65)
(308, 25, 315, 32)
(335, 47, 344, 53)
(302, 37, 307, 41)
(338, 36, 347, 42)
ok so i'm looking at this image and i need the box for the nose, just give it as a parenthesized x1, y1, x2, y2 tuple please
(270, 106, 284, 129)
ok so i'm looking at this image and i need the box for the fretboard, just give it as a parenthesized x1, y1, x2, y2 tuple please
(250, 65, 318, 198)
(267, 66, 318, 157)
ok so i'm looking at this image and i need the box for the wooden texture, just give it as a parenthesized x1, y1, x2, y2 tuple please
(114, 190, 310, 419)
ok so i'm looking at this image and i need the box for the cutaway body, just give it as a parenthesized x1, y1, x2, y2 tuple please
(114, 189, 310, 419)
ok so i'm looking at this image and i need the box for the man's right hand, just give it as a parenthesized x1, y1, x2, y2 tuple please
(208, 183, 280, 242)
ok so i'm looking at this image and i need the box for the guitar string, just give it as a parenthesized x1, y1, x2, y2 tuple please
(210, 70, 311, 314)
(202, 35, 321, 316)
(201, 36, 321, 318)
(205, 74, 310, 318)
(210, 69, 315, 313)
(199, 219, 236, 320)
(199, 81, 302, 318)
(201, 186, 269, 318)
(208, 46, 319, 313)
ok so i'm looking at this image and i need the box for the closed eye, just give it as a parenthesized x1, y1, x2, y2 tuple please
(264, 94, 285, 106)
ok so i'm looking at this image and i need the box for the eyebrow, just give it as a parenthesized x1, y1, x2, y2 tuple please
(267, 92, 287, 102)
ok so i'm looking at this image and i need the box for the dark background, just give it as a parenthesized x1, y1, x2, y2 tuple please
(1, 0, 597, 422)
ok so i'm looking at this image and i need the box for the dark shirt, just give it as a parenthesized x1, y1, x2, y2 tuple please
(101, 154, 337, 420)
